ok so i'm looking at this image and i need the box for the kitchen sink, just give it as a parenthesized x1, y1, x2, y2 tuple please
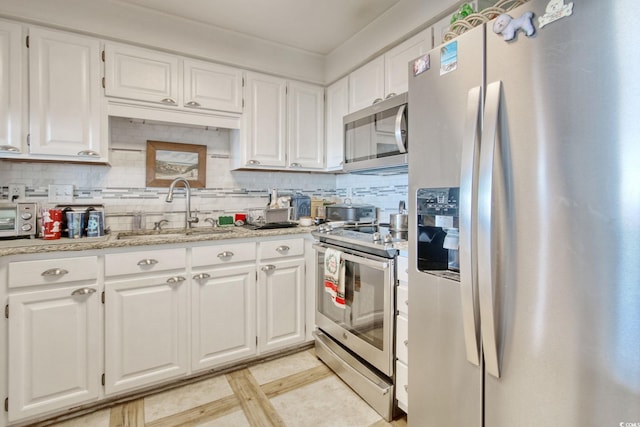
(116, 228, 234, 240)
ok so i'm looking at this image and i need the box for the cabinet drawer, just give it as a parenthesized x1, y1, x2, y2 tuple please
(8, 256, 98, 288)
(105, 248, 186, 277)
(396, 359, 409, 412)
(397, 284, 409, 316)
(192, 241, 256, 267)
(396, 313, 408, 364)
(397, 255, 408, 283)
(259, 238, 304, 259)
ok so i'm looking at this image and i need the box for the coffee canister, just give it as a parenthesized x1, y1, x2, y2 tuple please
(86, 211, 105, 237)
(66, 211, 85, 238)
(41, 208, 62, 240)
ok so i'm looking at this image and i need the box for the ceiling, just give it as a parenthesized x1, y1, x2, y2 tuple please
(113, 0, 401, 56)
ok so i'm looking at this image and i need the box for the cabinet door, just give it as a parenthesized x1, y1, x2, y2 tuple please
(325, 76, 348, 171)
(348, 56, 384, 113)
(257, 258, 305, 353)
(8, 286, 100, 421)
(28, 27, 104, 160)
(287, 81, 324, 170)
(242, 72, 287, 167)
(105, 274, 188, 395)
(385, 28, 432, 97)
(0, 21, 24, 157)
(104, 43, 179, 106)
(191, 264, 256, 371)
(183, 59, 242, 113)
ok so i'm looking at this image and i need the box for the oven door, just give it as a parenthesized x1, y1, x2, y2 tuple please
(313, 242, 396, 376)
(0, 205, 18, 237)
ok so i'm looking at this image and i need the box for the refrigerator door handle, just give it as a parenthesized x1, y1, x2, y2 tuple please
(459, 86, 482, 367)
(478, 80, 503, 378)
(394, 104, 408, 153)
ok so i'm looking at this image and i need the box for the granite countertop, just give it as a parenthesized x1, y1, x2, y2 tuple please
(0, 225, 316, 257)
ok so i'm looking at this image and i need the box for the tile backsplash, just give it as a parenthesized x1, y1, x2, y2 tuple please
(0, 117, 407, 232)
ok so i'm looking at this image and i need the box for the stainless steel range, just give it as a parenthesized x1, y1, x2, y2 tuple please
(312, 222, 405, 421)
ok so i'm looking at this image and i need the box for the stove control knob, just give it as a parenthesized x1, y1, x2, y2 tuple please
(383, 234, 393, 243)
(372, 232, 381, 241)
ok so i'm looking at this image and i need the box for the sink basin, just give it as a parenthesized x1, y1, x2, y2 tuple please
(116, 228, 233, 240)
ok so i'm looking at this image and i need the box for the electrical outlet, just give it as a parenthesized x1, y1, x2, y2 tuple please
(8, 184, 26, 201)
(48, 184, 74, 203)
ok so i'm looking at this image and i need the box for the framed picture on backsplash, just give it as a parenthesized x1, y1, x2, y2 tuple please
(146, 140, 207, 188)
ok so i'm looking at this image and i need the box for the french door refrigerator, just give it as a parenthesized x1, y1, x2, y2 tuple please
(407, 0, 640, 426)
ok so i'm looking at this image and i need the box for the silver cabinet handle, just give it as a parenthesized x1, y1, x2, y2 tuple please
(137, 259, 158, 266)
(404, 385, 408, 392)
(161, 97, 177, 104)
(41, 268, 68, 277)
(289, 163, 302, 168)
(71, 287, 96, 296)
(275, 245, 290, 253)
(193, 273, 211, 280)
(77, 150, 100, 157)
(405, 300, 409, 306)
(166, 276, 186, 284)
(247, 160, 261, 166)
(0, 145, 21, 153)
(372, 98, 383, 104)
(185, 100, 201, 107)
(217, 251, 234, 259)
(385, 92, 397, 99)
(261, 264, 276, 272)
(404, 339, 408, 346)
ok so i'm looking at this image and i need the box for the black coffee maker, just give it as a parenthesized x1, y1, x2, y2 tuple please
(416, 187, 459, 271)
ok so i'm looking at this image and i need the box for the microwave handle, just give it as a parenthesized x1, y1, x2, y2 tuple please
(394, 104, 407, 154)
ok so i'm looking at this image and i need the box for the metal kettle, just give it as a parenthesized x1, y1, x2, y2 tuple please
(389, 201, 408, 231)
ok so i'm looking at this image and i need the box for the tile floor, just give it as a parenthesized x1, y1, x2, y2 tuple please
(37, 348, 407, 427)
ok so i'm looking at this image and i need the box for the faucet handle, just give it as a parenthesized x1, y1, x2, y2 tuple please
(153, 219, 169, 230)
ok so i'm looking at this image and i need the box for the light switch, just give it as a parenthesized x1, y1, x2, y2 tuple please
(48, 184, 74, 203)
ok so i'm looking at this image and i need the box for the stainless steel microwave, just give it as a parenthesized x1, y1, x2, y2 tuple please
(343, 92, 408, 174)
(0, 202, 37, 238)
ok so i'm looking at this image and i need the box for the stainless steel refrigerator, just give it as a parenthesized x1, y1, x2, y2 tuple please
(407, 0, 640, 425)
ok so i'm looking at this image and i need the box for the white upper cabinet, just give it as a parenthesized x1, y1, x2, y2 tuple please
(238, 72, 324, 171)
(348, 28, 432, 113)
(183, 58, 243, 113)
(287, 80, 324, 170)
(385, 28, 432, 97)
(348, 56, 385, 113)
(0, 20, 24, 157)
(104, 43, 179, 106)
(28, 27, 106, 161)
(325, 76, 349, 171)
(105, 43, 243, 115)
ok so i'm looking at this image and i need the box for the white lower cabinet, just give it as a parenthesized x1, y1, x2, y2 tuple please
(104, 274, 189, 395)
(191, 242, 257, 371)
(257, 238, 305, 353)
(104, 248, 188, 395)
(7, 257, 100, 422)
(396, 254, 409, 413)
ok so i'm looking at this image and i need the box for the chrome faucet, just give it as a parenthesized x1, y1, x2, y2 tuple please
(165, 177, 199, 229)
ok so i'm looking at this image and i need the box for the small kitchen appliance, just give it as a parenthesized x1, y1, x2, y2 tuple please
(0, 202, 37, 239)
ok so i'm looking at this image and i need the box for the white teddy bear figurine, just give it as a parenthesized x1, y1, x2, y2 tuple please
(493, 11, 535, 41)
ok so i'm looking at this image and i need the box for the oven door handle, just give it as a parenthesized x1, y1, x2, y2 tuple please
(313, 243, 389, 270)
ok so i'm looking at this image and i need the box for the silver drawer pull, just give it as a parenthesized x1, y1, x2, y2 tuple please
(290, 163, 302, 168)
(71, 287, 96, 296)
(247, 160, 261, 166)
(261, 264, 276, 272)
(185, 100, 201, 107)
(404, 339, 408, 346)
(276, 245, 290, 253)
(192, 273, 211, 280)
(77, 150, 100, 157)
(161, 97, 177, 104)
(137, 259, 158, 266)
(41, 268, 68, 277)
(166, 276, 186, 284)
(217, 251, 234, 258)
(0, 145, 20, 153)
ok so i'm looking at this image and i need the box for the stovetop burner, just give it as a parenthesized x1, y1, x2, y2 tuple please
(312, 222, 407, 258)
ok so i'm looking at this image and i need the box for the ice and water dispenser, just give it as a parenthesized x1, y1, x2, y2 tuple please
(416, 187, 459, 272)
